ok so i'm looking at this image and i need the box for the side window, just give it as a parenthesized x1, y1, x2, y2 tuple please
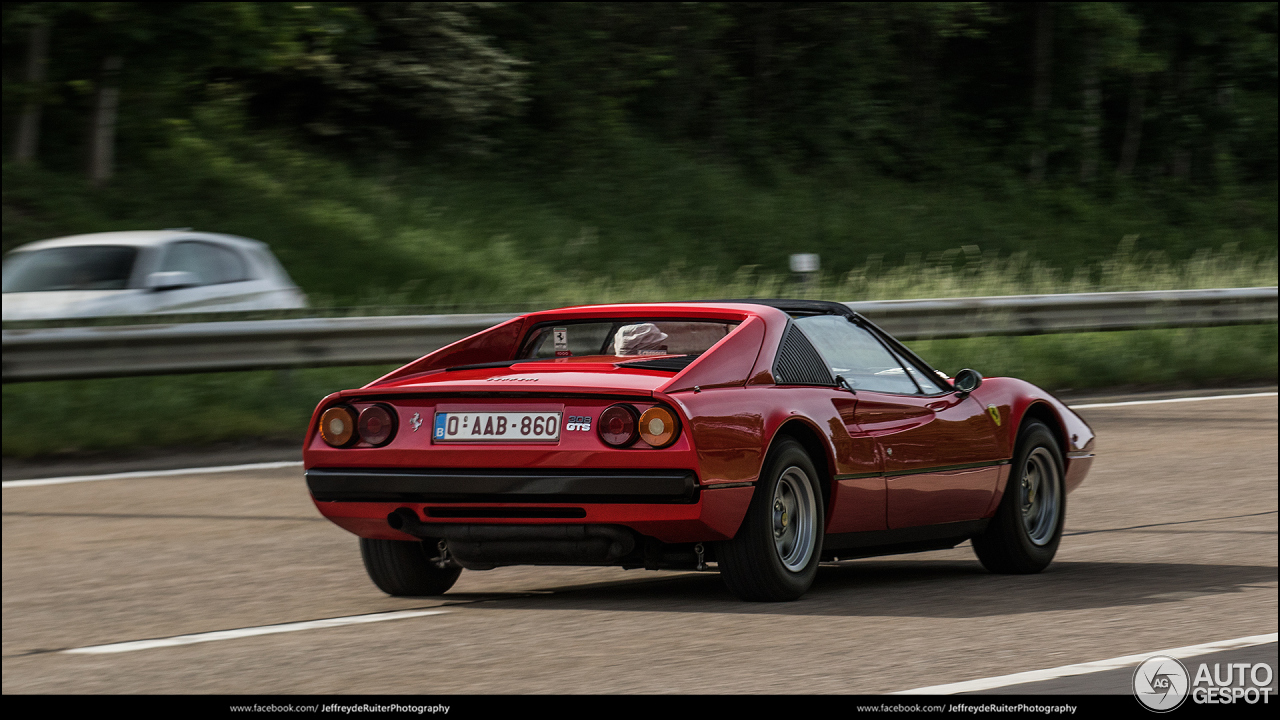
(160, 242, 250, 285)
(894, 350, 953, 394)
(794, 315, 922, 395)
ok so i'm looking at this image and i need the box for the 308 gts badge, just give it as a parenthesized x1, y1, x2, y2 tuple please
(565, 415, 593, 431)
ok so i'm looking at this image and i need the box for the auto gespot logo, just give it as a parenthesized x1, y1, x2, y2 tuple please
(1133, 655, 1275, 711)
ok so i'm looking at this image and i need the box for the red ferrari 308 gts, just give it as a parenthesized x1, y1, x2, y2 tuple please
(304, 300, 1095, 601)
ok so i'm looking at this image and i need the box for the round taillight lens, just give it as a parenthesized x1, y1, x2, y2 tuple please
(639, 406, 679, 448)
(598, 404, 639, 447)
(358, 404, 397, 447)
(319, 406, 357, 447)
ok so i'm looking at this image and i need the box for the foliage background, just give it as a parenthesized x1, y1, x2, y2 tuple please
(3, 2, 1276, 305)
(2, 3, 1276, 457)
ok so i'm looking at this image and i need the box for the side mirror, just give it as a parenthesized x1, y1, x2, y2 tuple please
(145, 271, 198, 291)
(953, 368, 983, 394)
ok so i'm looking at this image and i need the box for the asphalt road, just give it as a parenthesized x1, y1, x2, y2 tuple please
(3, 392, 1276, 694)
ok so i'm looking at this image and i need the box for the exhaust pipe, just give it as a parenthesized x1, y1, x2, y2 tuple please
(387, 507, 422, 533)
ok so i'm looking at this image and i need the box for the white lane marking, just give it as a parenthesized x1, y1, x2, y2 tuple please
(894, 632, 1278, 694)
(3, 392, 1274, 489)
(62, 609, 447, 655)
(1071, 391, 1276, 409)
(2, 461, 303, 488)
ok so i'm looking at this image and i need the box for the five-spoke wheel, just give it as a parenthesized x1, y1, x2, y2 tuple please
(718, 438, 824, 601)
(772, 467, 818, 572)
(973, 421, 1065, 573)
(1018, 446, 1062, 547)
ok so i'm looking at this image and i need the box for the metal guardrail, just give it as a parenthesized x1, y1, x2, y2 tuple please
(845, 286, 1278, 339)
(3, 287, 1275, 382)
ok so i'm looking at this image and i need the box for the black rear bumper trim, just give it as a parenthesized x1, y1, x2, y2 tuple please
(307, 467, 699, 504)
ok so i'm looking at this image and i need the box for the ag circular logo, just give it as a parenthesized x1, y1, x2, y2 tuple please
(1134, 655, 1190, 712)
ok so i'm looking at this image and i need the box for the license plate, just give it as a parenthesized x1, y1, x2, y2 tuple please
(433, 412, 562, 443)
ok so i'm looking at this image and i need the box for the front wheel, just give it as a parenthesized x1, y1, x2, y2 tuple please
(972, 421, 1065, 574)
(360, 538, 462, 596)
(718, 438, 825, 601)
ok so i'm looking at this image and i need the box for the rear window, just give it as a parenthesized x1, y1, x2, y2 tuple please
(3, 246, 139, 292)
(521, 320, 738, 359)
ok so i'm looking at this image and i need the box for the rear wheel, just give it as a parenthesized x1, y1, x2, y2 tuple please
(972, 421, 1065, 574)
(718, 438, 825, 601)
(360, 538, 462, 596)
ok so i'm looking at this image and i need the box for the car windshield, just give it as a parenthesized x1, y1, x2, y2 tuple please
(521, 320, 738, 359)
(2, 246, 139, 292)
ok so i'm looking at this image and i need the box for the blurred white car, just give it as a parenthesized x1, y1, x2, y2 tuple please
(2, 231, 308, 321)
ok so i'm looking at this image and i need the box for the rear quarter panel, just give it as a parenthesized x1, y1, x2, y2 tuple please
(669, 384, 885, 535)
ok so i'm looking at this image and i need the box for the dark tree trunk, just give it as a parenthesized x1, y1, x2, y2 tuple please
(911, 21, 941, 171)
(13, 20, 51, 165)
(1028, 3, 1054, 184)
(1079, 34, 1100, 184)
(1213, 79, 1235, 188)
(1116, 73, 1146, 178)
(88, 56, 122, 186)
(1171, 63, 1191, 181)
(753, 3, 778, 128)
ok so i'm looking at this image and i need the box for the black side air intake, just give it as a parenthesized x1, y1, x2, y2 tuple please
(772, 321, 835, 386)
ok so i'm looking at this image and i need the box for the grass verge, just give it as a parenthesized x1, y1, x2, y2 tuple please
(4, 101, 1276, 310)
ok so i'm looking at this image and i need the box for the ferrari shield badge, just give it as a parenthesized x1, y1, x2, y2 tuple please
(553, 327, 570, 357)
(986, 404, 1001, 426)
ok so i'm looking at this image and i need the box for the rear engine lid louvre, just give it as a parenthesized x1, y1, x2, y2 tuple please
(617, 355, 700, 372)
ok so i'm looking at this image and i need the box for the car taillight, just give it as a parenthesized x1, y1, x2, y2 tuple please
(319, 406, 358, 447)
(599, 404, 639, 447)
(358, 404, 397, 446)
(639, 406, 679, 448)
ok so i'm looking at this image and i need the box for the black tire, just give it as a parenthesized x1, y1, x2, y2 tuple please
(717, 438, 825, 601)
(972, 421, 1065, 574)
(360, 538, 462, 596)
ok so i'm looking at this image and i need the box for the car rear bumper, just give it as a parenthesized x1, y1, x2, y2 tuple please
(306, 467, 754, 544)
(306, 467, 700, 503)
